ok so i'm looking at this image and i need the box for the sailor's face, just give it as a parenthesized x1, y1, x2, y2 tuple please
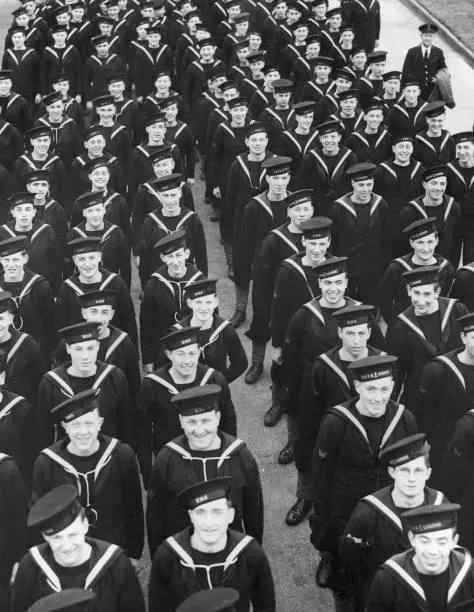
(11, 203, 36, 228)
(89, 166, 110, 189)
(43, 515, 89, 567)
(389, 455, 431, 499)
(63, 408, 103, 454)
(187, 294, 218, 321)
(409, 528, 457, 575)
(287, 201, 313, 226)
(303, 235, 330, 263)
(160, 247, 189, 275)
(81, 304, 114, 333)
(167, 343, 200, 376)
(179, 409, 220, 449)
(189, 498, 234, 545)
(0, 311, 14, 337)
(318, 272, 347, 303)
(66, 339, 100, 372)
(407, 283, 440, 316)
(354, 375, 394, 417)
(245, 132, 268, 155)
(338, 323, 370, 357)
(27, 179, 50, 198)
(85, 135, 106, 156)
(410, 233, 438, 261)
(0, 252, 27, 278)
(73, 252, 102, 277)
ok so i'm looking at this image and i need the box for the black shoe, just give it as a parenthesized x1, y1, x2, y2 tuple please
(263, 402, 284, 427)
(285, 498, 312, 526)
(245, 363, 263, 384)
(278, 441, 295, 465)
(229, 310, 246, 329)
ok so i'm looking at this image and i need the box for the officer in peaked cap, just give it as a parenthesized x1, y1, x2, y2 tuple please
(367, 504, 474, 611)
(402, 22, 447, 101)
(340, 433, 447, 610)
(311, 355, 417, 608)
(13, 485, 145, 612)
(149, 477, 275, 611)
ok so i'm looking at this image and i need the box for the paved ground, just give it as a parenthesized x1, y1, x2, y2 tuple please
(0, 0, 473, 610)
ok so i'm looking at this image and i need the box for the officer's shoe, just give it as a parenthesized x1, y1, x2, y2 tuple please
(229, 310, 246, 329)
(285, 497, 312, 526)
(263, 402, 283, 427)
(278, 441, 295, 465)
(245, 363, 263, 384)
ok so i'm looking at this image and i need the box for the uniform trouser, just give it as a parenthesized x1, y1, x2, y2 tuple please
(348, 274, 380, 306)
(295, 467, 313, 501)
(332, 593, 355, 612)
(450, 229, 474, 268)
(0, 582, 11, 612)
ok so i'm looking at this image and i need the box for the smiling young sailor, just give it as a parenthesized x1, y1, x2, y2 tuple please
(32, 389, 144, 561)
(294, 305, 386, 524)
(339, 434, 447, 612)
(173, 278, 248, 383)
(378, 217, 455, 325)
(137, 327, 237, 488)
(12, 485, 146, 612)
(282, 258, 386, 523)
(387, 265, 467, 415)
(53, 290, 140, 407)
(37, 322, 135, 452)
(311, 355, 417, 609)
(146, 384, 263, 557)
(139, 231, 205, 371)
(148, 477, 275, 612)
(0, 236, 56, 358)
(56, 237, 138, 347)
(366, 503, 474, 612)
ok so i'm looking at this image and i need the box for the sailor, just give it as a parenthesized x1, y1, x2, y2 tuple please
(146, 384, 263, 556)
(12, 485, 146, 612)
(366, 503, 474, 611)
(339, 434, 446, 611)
(137, 326, 237, 486)
(148, 477, 275, 612)
(32, 390, 144, 561)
